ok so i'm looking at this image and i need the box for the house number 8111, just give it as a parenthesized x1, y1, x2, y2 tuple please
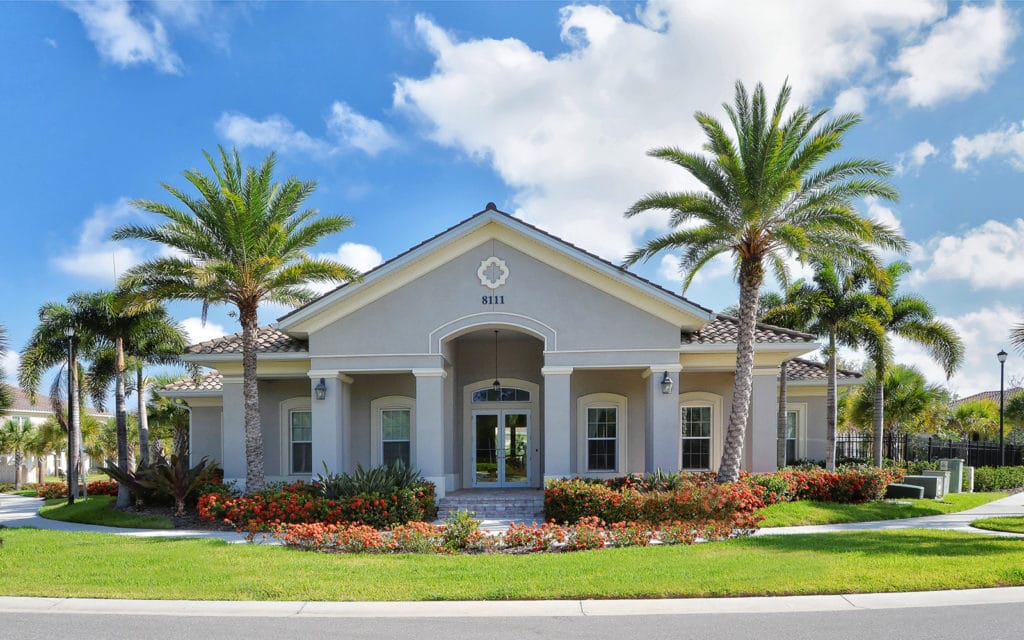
(482, 295, 505, 305)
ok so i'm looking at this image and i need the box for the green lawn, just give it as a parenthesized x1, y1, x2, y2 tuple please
(4, 489, 39, 498)
(0, 528, 1022, 600)
(759, 492, 1006, 527)
(972, 516, 1024, 534)
(38, 496, 174, 529)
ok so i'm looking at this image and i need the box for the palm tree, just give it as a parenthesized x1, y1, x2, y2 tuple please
(761, 263, 887, 470)
(0, 419, 37, 490)
(0, 324, 12, 412)
(112, 147, 361, 492)
(863, 262, 963, 466)
(946, 399, 999, 441)
(849, 364, 949, 437)
(32, 417, 67, 484)
(148, 374, 193, 460)
(19, 297, 100, 502)
(624, 80, 906, 482)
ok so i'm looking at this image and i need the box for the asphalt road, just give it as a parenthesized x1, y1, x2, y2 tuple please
(3, 603, 1024, 640)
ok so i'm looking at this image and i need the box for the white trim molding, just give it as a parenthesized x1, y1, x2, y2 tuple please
(370, 395, 416, 468)
(279, 397, 312, 477)
(678, 391, 724, 472)
(576, 392, 628, 478)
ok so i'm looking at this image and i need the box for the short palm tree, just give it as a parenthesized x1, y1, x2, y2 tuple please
(761, 262, 888, 470)
(849, 364, 950, 437)
(624, 80, 906, 482)
(863, 262, 963, 466)
(0, 419, 37, 490)
(112, 147, 361, 492)
(32, 417, 67, 484)
(19, 297, 100, 502)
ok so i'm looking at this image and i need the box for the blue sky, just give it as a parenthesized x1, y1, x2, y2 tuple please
(2, 0, 1023, 396)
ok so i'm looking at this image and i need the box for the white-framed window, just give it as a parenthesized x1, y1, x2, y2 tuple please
(784, 403, 807, 464)
(289, 409, 312, 475)
(371, 396, 416, 468)
(381, 408, 411, 468)
(576, 393, 628, 475)
(679, 392, 723, 472)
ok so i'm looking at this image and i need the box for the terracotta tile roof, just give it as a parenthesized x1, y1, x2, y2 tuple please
(953, 388, 1024, 407)
(162, 372, 224, 392)
(186, 325, 308, 355)
(682, 314, 817, 345)
(2, 385, 111, 417)
(785, 358, 861, 382)
(278, 204, 716, 323)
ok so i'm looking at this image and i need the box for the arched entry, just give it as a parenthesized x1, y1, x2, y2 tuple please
(464, 380, 539, 487)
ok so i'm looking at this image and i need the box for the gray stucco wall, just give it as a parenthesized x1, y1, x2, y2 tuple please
(348, 373, 416, 469)
(309, 240, 682, 358)
(189, 405, 222, 466)
(570, 370, 646, 474)
(790, 393, 828, 463)
(257, 379, 313, 477)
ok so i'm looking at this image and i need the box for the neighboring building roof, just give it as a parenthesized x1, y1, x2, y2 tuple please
(186, 326, 308, 355)
(953, 387, 1024, 407)
(277, 204, 716, 326)
(683, 314, 817, 345)
(1, 385, 112, 418)
(162, 372, 224, 392)
(785, 358, 861, 382)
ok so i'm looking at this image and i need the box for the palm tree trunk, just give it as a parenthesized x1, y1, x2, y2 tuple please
(115, 336, 131, 508)
(240, 303, 265, 493)
(873, 358, 885, 467)
(137, 366, 150, 466)
(68, 345, 80, 503)
(37, 457, 44, 484)
(717, 260, 762, 483)
(777, 359, 788, 469)
(14, 451, 23, 491)
(825, 332, 838, 472)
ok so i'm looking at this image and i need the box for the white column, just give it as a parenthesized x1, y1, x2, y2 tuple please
(542, 366, 573, 481)
(310, 372, 352, 475)
(220, 377, 246, 488)
(749, 366, 780, 473)
(646, 365, 683, 473)
(414, 368, 447, 497)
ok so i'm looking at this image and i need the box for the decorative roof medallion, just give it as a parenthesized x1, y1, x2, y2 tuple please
(477, 256, 509, 290)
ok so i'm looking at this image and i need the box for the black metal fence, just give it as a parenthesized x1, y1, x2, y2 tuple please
(835, 433, 1023, 467)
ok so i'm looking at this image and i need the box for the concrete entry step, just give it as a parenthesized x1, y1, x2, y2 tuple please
(436, 488, 545, 520)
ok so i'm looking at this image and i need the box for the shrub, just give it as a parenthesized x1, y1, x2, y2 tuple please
(389, 521, 445, 553)
(755, 467, 901, 504)
(0, 483, 14, 493)
(973, 466, 1024, 491)
(35, 483, 68, 499)
(274, 522, 389, 553)
(501, 521, 568, 553)
(85, 480, 119, 496)
(101, 455, 219, 512)
(441, 510, 480, 552)
(606, 521, 653, 547)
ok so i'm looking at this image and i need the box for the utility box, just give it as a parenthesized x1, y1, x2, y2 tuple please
(938, 459, 964, 494)
(922, 470, 951, 497)
(902, 474, 944, 499)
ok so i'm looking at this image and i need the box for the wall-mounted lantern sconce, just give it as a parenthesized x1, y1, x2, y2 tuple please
(314, 377, 327, 401)
(660, 371, 674, 395)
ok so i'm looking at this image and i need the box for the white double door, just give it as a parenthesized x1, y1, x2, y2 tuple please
(472, 410, 530, 487)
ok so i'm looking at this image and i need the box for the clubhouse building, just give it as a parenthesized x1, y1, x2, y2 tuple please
(164, 204, 858, 495)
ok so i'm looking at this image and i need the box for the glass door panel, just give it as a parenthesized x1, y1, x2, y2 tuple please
(503, 412, 529, 484)
(474, 413, 499, 484)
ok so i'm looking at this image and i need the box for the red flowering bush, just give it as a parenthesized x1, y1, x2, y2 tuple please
(35, 483, 68, 499)
(274, 522, 389, 552)
(389, 521, 445, 553)
(85, 480, 119, 496)
(745, 468, 903, 504)
(501, 521, 568, 552)
(544, 477, 764, 534)
(565, 516, 606, 551)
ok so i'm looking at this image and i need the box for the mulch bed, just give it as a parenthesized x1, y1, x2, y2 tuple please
(117, 504, 235, 531)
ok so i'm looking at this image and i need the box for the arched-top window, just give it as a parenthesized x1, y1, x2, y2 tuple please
(472, 387, 531, 403)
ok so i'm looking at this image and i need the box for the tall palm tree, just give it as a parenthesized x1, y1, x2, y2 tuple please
(0, 324, 12, 412)
(112, 147, 361, 492)
(19, 297, 99, 502)
(624, 80, 906, 482)
(863, 262, 963, 466)
(0, 419, 37, 490)
(761, 263, 887, 469)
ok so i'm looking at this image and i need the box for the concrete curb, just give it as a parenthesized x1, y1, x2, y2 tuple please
(2, 587, 1024, 618)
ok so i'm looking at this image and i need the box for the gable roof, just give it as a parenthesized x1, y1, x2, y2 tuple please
(277, 204, 716, 333)
(953, 387, 1024, 407)
(2, 385, 112, 418)
(683, 314, 817, 345)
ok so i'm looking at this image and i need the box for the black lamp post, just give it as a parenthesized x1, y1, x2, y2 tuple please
(998, 349, 1008, 467)
(64, 326, 76, 505)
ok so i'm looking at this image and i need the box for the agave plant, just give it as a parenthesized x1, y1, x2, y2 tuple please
(315, 460, 425, 500)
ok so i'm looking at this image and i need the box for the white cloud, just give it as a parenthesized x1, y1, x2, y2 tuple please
(216, 101, 396, 157)
(912, 219, 1024, 289)
(52, 198, 146, 282)
(896, 140, 938, 174)
(67, 0, 183, 74)
(892, 304, 1022, 397)
(44, 37, 58, 48)
(889, 3, 1017, 107)
(327, 102, 398, 155)
(215, 113, 329, 155)
(180, 317, 227, 345)
(833, 86, 869, 114)
(1, 350, 20, 385)
(952, 120, 1024, 171)
(393, 2, 944, 262)
(657, 253, 732, 286)
(308, 242, 384, 295)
